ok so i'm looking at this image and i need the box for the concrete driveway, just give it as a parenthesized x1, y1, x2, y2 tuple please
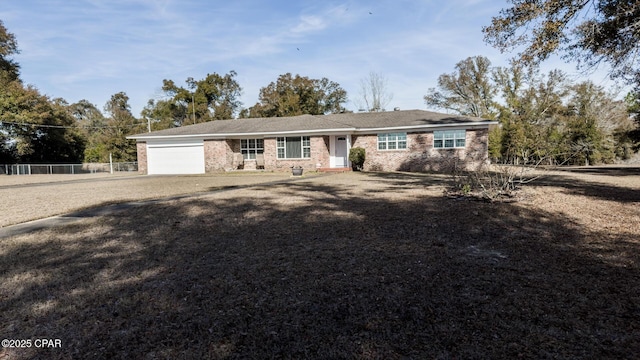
(0, 172, 304, 230)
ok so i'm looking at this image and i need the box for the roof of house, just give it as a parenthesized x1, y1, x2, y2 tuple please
(129, 109, 496, 140)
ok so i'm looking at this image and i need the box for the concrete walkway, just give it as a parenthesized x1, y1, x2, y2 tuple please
(0, 202, 143, 239)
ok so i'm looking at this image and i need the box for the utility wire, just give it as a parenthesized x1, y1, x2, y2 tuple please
(0, 120, 147, 130)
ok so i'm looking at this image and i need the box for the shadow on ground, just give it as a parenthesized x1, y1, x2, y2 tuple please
(535, 166, 640, 202)
(534, 175, 640, 203)
(554, 166, 640, 177)
(1, 173, 639, 359)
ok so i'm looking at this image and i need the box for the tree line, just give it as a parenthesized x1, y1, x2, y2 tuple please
(0, 18, 357, 163)
(0, 15, 388, 165)
(424, 56, 639, 165)
(2, 0, 640, 166)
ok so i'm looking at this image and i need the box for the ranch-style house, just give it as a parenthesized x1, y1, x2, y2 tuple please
(128, 109, 497, 175)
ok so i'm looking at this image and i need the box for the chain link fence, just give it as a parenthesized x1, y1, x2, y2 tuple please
(1, 162, 138, 175)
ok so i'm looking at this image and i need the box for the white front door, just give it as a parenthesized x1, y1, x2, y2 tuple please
(331, 135, 349, 168)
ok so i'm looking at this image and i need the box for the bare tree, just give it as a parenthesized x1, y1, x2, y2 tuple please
(358, 71, 393, 112)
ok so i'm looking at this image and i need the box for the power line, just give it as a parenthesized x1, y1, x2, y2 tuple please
(0, 120, 147, 130)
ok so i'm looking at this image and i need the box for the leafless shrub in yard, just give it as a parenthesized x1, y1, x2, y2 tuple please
(449, 162, 538, 201)
(448, 148, 586, 201)
(395, 144, 584, 202)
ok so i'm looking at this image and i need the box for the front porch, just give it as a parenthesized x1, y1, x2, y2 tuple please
(317, 167, 352, 173)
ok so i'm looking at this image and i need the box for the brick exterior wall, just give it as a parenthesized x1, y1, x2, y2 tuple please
(202, 136, 331, 173)
(352, 128, 489, 172)
(147, 129, 489, 174)
(263, 136, 330, 171)
(317, 136, 331, 168)
(136, 142, 147, 174)
(204, 139, 234, 172)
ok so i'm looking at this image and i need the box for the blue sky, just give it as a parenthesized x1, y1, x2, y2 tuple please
(1, 0, 615, 117)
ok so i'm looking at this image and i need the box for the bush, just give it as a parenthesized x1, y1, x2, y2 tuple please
(349, 147, 366, 171)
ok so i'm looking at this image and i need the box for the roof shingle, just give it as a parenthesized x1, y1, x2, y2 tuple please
(129, 109, 493, 139)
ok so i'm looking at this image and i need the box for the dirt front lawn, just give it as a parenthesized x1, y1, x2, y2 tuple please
(0, 172, 296, 227)
(1, 168, 639, 359)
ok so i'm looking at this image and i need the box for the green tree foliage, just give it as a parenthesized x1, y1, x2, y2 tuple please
(243, 73, 347, 118)
(0, 82, 85, 163)
(142, 71, 242, 130)
(483, 0, 640, 84)
(142, 90, 189, 130)
(69, 100, 108, 162)
(427, 56, 636, 165)
(189, 72, 243, 120)
(348, 147, 366, 171)
(622, 91, 640, 152)
(0, 20, 86, 163)
(101, 92, 143, 162)
(496, 67, 570, 163)
(0, 20, 20, 162)
(564, 83, 606, 165)
(562, 81, 632, 164)
(0, 19, 20, 83)
(70, 99, 105, 128)
(487, 126, 503, 161)
(628, 92, 640, 125)
(501, 72, 630, 165)
(424, 56, 497, 119)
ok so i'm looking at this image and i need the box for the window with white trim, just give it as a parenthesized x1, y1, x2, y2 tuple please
(240, 139, 264, 159)
(377, 132, 407, 150)
(434, 130, 466, 148)
(277, 136, 311, 159)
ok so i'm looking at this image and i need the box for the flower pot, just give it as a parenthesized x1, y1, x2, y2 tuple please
(292, 167, 303, 176)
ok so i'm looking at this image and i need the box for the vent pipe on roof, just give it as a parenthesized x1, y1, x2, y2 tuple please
(394, 107, 400, 111)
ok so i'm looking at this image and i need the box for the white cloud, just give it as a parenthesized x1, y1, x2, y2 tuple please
(291, 15, 327, 34)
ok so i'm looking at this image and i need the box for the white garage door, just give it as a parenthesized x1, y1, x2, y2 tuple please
(147, 142, 205, 175)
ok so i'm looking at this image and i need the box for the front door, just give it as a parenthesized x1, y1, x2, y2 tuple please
(332, 135, 349, 168)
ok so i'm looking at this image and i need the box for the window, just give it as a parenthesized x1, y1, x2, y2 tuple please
(277, 136, 311, 159)
(434, 130, 466, 148)
(240, 138, 264, 159)
(377, 132, 407, 150)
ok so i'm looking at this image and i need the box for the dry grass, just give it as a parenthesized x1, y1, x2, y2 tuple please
(1, 168, 639, 359)
(0, 172, 296, 227)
